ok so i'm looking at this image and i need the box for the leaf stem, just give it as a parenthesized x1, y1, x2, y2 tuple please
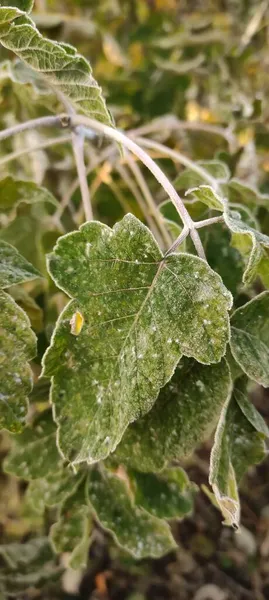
(194, 215, 224, 229)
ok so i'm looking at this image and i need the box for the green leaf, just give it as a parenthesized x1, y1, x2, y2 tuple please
(25, 468, 82, 516)
(86, 467, 176, 559)
(175, 160, 230, 190)
(0, 2, 34, 12)
(209, 381, 268, 527)
(0, 290, 36, 432)
(185, 185, 225, 211)
(230, 292, 269, 387)
(8, 285, 43, 332)
(50, 483, 91, 569)
(0, 240, 41, 288)
(115, 358, 232, 472)
(0, 177, 58, 216)
(0, 7, 112, 124)
(202, 224, 244, 296)
(129, 467, 194, 519)
(4, 410, 63, 478)
(0, 537, 61, 596)
(42, 214, 232, 465)
(224, 179, 269, 211)
(224, 209, 269, 284)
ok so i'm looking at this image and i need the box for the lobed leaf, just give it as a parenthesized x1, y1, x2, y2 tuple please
(209, 380, 268, 527)
(0, 290, 36, 432)
(86, 467, 176, 559)
(230, 292, 269, 387)
(0, 5, 112, 124)
(0, 177, 58, 216)
(129, 467, 194, 519)
(4, 410, 62, 478)
(224, 209, 269, 284)
(115, 358, 232, 472)
(185, 185, 225, 211)
(50, 483, 91, 570)
(42, 214, 232, 465)
(0, 240, 41, 288)
(174, 160, 230, 190)
(25, 468, 82, 515)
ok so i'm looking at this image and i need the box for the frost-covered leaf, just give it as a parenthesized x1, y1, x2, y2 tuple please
(175, 160, 230, 190)
(0, 290, 36, 432)
(115, 358, 232, 472)
(129, 467, 194, 519)
(0, 177, 58, 216)
(224, 179, 269, 211)
(50, 483, 91, 569)
(42, 214, 232, 465)
(230, 292, 269, 387)
(0, 537, 61, 596)
(0, 240, 41, 288)
(0, 6, 112, 124)
(209, 380, 268, 527)
(8, 285, 43, 332)
(202, 224, 244, 296)
(224, 209, 269, 284)
(185, 185, 225, 211)
(86, 467, 176, 559)
(25, 468, 82, 516)
(4, 410, 62, 478)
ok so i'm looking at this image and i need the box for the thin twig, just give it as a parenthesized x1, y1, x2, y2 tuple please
(116, 163, 161, 243)
(164, 226, 189, 256)
(74, 118, 193, 230)
(189, 229, 206, 260)
(194, 215, 224, 229)
(0, 134, 72, 167)
(71, 132, 93, 221)
(133, 135, 219, 190)
(129, 115, 237, 153)
(126, 155, 172, 249)
(0, 115, 64, 142)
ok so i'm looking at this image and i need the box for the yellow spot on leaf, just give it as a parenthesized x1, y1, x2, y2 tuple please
(70, 311, 84, 336)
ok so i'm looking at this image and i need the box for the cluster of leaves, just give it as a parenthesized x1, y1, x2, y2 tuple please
(0, 0, 269, 596)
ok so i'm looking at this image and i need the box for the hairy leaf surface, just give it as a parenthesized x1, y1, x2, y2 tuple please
(185, 185, 225, 211)
(0, 6, 112, 124)
(209, 381, 268, 527)
(129, 467, 194, 519)
(0, 290, 36, 432)
(25, 469, 82, 515)
(50, 483, 91, 569)
(86, 467, 176, 559)
(115, 359, 232, 472)
(0, 240, 40, 288)
(230, 292, 269, 387)
(4, 411, 62, 478)
(0, 177, 58, 215)
(42, 214, 232, 465)
(224, 210, 269, 283)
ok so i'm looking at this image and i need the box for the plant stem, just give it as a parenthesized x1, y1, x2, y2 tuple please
(0, 115, 63, 142)
(0, 134, 71, 167)
(74, 119, 193, 230)
(189, 229, 206, 260)
(71, 131, 93, 221)
(163, 226, 189, 255)
(116, 163, 162, 244)
(133, 136, 219, 190)
(126, 155, 172, 249)
(194, 215, 224, 229)
(129, 115, 237, 153)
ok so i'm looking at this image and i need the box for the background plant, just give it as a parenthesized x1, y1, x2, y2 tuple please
(0, 1, 269, 598)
